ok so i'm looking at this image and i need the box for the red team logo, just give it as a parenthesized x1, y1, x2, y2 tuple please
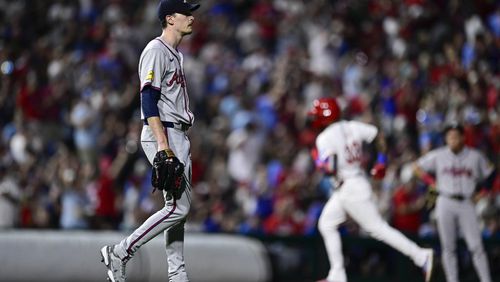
(443, 167, 473, 177)
(167, 69, 186, 88)
(345, 141, 362, 164)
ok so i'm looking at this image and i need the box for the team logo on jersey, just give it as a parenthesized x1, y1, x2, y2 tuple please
(167, 69, 185, 88)
(146, 70, 154, 81)
(443, 167, 472, 177)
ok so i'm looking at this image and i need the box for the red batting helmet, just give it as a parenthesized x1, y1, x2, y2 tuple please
(307, 98, 341, 129)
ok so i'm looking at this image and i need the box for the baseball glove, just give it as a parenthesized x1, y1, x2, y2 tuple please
(370, 163, 387, 180)
(425, 189, 439, 210)
(152, 149, 184, 198)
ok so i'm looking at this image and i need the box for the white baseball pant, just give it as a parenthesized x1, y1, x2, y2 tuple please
(318, 176, 429, 282)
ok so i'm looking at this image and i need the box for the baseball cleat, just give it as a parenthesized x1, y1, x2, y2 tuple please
(422, 248, 434, 282)
(100, 245, 126, 282)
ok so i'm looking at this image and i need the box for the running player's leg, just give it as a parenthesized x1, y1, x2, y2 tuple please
(318, 191, 347, 282)
(458, 201, 491, 282)
(343, 179, 429, 267)
(436, 197, 459, 282)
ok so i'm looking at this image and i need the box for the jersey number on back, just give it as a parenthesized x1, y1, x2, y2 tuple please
(345, 142, 362, 164)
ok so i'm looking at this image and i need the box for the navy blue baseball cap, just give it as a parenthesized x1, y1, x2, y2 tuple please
(158, 0, 200, 20)
(443, 123, 464, 135)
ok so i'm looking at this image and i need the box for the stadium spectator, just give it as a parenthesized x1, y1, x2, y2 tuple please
(391, 163, 425, 235)
(0, 0, 497, 243)
(0, 165, 20, 228)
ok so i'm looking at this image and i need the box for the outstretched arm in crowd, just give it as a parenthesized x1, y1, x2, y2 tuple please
(370, 131, 388, 180)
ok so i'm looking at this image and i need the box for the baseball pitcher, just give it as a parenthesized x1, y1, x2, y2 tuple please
(99, 1, 200, 281)
(414, 124, 496, 282)
(309, 98, 434, 282)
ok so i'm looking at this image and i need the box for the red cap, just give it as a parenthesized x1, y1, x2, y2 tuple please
(307, 98, 341, 129)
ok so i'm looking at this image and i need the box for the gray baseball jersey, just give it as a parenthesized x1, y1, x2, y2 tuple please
(138, 37, 194, 129)
(417, 147, 493, 282)
(417, 147, 493, 197)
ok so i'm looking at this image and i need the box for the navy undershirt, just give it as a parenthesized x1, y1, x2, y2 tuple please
(141, 85, 161, 119)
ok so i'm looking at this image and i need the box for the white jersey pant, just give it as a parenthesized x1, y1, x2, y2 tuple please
(435, 196, 491, 282)
(318, 176, 428, 282)
(115, 126, 192, 282)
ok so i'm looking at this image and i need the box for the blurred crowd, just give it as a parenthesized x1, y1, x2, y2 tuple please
(0, 0, 499, 241)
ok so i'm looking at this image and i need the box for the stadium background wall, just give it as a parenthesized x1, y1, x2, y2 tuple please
(253, 234, 500, 282)
(0, 231, 499, 282)
(0, 231, 271, 282)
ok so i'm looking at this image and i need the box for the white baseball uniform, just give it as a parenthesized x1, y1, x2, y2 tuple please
(316, 120, 430, 282)
(113, 37, 193, 282)
(417, 147, 493, 282)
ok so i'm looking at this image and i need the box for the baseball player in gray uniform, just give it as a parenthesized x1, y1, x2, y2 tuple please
(308, 98, 434, 282)
(100, 1, 200, 281)
(414, 124, 496, 282)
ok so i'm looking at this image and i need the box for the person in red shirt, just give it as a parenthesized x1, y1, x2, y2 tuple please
(392, 164, 425, 235)
(263, 195, 303, 235)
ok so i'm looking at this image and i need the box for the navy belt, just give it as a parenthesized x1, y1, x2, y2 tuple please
(440, 193, 466, 201)
(143, 120, 190, 131)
